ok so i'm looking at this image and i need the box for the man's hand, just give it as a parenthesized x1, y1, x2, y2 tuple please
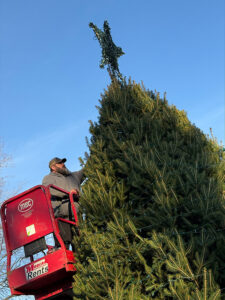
(70, 189, 79, 202)
(70, 189, 79, 195)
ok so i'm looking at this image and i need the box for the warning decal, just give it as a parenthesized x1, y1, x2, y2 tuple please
(26, 224, 35, 236)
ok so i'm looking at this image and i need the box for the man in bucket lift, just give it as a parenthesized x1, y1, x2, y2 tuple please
(42, 157, 84, 217)
(42, 157, 85, 249)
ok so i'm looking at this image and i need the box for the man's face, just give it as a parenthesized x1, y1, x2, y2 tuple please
(51, 162, 71, 175)
(55, 162, 66, 170)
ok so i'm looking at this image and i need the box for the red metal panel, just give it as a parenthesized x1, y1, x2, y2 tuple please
(0, 185, 79, 299)
(5, 186, 54, 250)
(36, 278, 74, 300)
(8, 249, 75, 293)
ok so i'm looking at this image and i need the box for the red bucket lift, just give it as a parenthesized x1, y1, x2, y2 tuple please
(0, 185, 79, 299)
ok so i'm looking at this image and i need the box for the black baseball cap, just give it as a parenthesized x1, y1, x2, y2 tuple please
(49, 157, 67, 169)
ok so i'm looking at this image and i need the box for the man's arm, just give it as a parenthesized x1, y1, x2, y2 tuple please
(72, 168, 85, 183)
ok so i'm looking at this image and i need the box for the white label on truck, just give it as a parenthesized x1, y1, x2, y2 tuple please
(26, 224, 35, 236)
(25, 259, 48, 280)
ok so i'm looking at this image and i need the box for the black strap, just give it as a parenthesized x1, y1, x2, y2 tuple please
(51, 195, 69, 201)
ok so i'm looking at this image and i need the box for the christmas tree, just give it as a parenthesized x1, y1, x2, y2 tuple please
(72, 21, 225, 299)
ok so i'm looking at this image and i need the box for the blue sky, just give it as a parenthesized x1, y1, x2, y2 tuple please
(0, 0, 224, 201)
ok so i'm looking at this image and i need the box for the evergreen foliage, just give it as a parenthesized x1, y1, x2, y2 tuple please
(72, 80, 225, 299)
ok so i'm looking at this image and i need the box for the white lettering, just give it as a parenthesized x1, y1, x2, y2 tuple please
(18, 198, 33, 213)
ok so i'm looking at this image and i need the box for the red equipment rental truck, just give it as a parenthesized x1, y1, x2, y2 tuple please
(0, 184, 79, 299)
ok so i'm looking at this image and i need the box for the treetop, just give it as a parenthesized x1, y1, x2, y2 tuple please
(89, 20, 124, 81)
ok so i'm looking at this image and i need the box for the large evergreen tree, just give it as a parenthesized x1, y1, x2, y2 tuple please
(72, 22, 225, 299)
